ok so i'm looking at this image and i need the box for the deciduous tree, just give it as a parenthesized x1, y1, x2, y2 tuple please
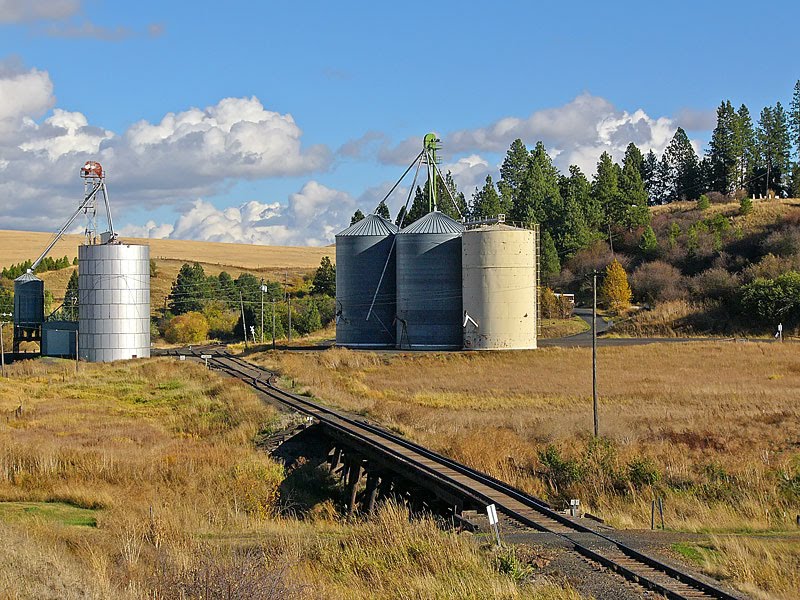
(601, 259, 632, 314)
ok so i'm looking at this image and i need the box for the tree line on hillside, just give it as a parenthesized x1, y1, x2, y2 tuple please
(350, 80, 800, 283)
(161, 259, 336, 344)
(1, 256, 76, 280)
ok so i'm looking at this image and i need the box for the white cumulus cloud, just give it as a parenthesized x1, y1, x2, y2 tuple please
(123, 181, 355, 247)
(447, 92, 678, 174)
(0, 63, 333, 233)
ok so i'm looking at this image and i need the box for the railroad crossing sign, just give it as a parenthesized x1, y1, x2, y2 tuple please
(486, 503, 501, 546)
(200, 354, 212, 368)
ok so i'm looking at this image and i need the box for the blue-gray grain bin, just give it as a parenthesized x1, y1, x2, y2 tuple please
(335, 214, 399, 347)
(396, 211, 464, 349)
(13, 272, 44, 330)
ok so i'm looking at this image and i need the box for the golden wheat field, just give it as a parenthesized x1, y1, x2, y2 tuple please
(0, 229, 333, 271)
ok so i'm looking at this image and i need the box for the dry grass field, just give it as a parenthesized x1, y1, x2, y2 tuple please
(0, 229, 334, 271)
(251, 341, 800, 599)
(0, 357, 579, 600)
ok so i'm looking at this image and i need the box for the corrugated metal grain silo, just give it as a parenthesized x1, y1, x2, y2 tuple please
(13, 272, 44, 351)
(78, 243, 150, 362)
(396, 211, 464, 349)
(335, 214, 399, 347)
(462, 224, 537, 350)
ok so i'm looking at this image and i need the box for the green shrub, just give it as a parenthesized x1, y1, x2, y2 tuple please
(740, 196, 753, 215)
(697, 194, 710, 210)
(538, 445, 583, 490)
(627, 456, 661, 489)
(738, 271, 800, 326)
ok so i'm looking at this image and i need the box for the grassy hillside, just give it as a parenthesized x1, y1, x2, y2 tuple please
(254, 342, 800, 598)
(553, 198, 800, 336)
(0, 358, 576, 599)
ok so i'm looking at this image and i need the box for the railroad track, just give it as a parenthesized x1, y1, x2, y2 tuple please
(165, 347, 743, 600)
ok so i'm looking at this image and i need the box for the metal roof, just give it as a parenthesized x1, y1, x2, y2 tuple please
(336, 214, 399, 237)
(400, 211, 465, 235)
(15, 271, 42, 282)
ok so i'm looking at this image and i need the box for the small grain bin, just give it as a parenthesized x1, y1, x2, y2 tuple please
(335, 214, 399, 347)
(462, 224, 537, 350)
(12, 272, 44, 352)
(395, 211, 464, 349)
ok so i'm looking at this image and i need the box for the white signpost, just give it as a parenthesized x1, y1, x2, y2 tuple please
(486, 503, 501, 546)
(200, 354, 212, 368)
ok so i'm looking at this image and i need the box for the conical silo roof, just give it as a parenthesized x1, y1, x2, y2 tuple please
(400, 211, 465, 235)
(336, 214, 399, 237)
(14, 271, 42, 283)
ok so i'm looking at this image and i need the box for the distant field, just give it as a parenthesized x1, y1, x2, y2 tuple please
(0, 229, 335, 315)
(0, 229, 334, 271)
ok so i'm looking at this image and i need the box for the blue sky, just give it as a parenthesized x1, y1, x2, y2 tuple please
(1, 0, 798, 244)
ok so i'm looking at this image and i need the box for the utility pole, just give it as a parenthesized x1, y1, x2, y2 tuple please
(239, 291, 248, 348)
(592, 271, 599, 438)
(260, 278, 265, 344)
(285, 270, 291, 343)
(0, 313, 10, 378)
(271, 298, 276, 349)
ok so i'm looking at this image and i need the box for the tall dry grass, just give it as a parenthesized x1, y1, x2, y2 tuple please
(0, 358, 581, 599)
(255, 343, 800, 597)
(254, 343, 800, 533)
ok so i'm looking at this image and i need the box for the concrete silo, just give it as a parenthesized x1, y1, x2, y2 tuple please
(396, 211, 464, 349)
(462, 224, 537, 350)
(335, 214, 399, 348)
(12, 272, 44, 352)
(78, 243, 150, 362)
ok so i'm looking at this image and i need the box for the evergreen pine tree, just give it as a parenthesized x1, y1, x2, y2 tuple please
(642, 150, 658, 199)
(758, 103, 792, 196)
(620, 144, 651, 228)
(663, 127, 699, 201)
(311, 256, 336, 296)
(169, 263, 208, 315)
(498, 138, 530, 212)
(592, 152, 624, 231)
(539, 230, 561, 283)
(790, 80, 800, 161)
(639, 225, 658, 257)
(470, 175, 502, 219)
(513, 142, 561, 227)
(707, 100, 737, 194)
(350, 209, 365, 225)
(438, 171, 467, 220)
(375, 200, 390, 220)
(733, 104, 757, 191)
(64, 269, 79, 320)
(405, 186, 428, 224)
(395, 206, 407, 227)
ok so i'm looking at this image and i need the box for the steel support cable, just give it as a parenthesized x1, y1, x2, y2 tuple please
(373, 150, 425, 214)
(365, 154, 424, 324)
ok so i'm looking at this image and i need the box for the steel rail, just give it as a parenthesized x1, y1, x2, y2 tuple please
(169, 348, 742, 600)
